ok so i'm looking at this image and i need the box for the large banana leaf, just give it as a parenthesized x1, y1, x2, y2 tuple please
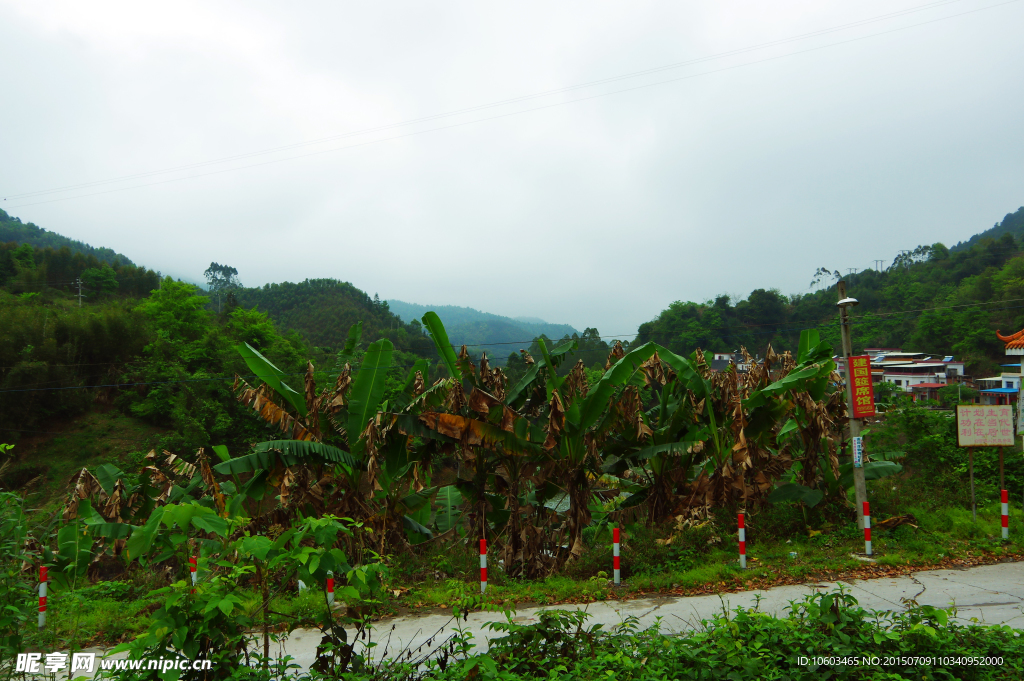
(504, 338, 578, 408)
(838, 460, 903, 489)
(388, 412, 468, 443)
(744, 331, 836, 410)
(402, 513, 434, 541)
(397, 486, 438, 514)
(631, 440, 699, 460)
(618, 488, 650, 510)
(418, 412, 541, 455)
(241, 469, 269, 500)
(237, 342, 307, 416)
(797, 329, 832, 364)
(403, 359, 429, 392)
(94, 463, 125, 496)
(124, 507, 164, 563)
(767, 482, 824, 508)
(54, 522, 93, 583)
(211, 445, 232, 463)
(577, 342, 661, 430)
(341, 321, 363, 359)
(213, 440, 360, 475)
(347, 339, 395, 445)
(434, 485, 463, 533)
(421, 312, 461, 382)
(86, 522, 136, 539)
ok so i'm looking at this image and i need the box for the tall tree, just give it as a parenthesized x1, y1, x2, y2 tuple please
(204, 262, 241, 313)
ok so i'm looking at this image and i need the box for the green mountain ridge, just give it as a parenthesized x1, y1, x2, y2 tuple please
(234, 280, 435, 357)
(386, 300, 578, 354)
(951, 206, 1024, 253)
(638, 220, 1024, 376)
(0, 208, 138, 268)
(4, 203, 1024, 381)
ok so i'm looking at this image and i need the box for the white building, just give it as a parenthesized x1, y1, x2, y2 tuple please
(976, 373, 1021, 405)
(835, 349, 966, 393)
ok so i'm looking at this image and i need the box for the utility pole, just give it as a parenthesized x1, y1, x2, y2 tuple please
(76, 278, 83, 307)
(873, 260, 885, 272)
(837, 280, 869, 529)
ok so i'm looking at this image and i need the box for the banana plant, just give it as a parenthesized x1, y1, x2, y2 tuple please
(226, 326, 401, 526)
(416, 313, 550, 562)
(768, 459, 903, 508)
(745, 330, 845, 498)
(508, 338, 687, 561)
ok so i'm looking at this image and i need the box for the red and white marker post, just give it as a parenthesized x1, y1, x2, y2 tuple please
(479, 539, 487, 594)
(327, 573, 335, 605)
(38, 566, 47, 629)
(1002, 489, 1010, 540)
(612, 527, 621, 585)
(738, 512, 746, 569)
(863, 502, 872, 556)
(189, 556, 197, 593)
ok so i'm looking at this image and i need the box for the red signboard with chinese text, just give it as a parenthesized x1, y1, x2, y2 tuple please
(956, 405, 1014, 447)
(847, 356, 875, 418)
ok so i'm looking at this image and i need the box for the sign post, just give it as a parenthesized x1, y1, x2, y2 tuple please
(969, 447, 976, 521)
(837, 281, 871, 529)
(999, 447, 1005, 491)
(956, 405, 1014, 522)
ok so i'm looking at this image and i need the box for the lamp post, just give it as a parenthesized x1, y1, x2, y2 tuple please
(837, 281, 869, 530)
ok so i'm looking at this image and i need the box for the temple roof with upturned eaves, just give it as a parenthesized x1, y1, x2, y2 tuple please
(996, 329, 1024, 353)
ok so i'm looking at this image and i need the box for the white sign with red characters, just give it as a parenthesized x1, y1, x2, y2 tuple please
(956, 405, 1015, 447)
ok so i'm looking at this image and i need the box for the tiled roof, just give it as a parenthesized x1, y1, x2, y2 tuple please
(997, 329, 1024, 350)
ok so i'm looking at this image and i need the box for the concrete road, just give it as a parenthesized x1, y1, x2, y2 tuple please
(50, 561, 1024, 677)
(272, 561, 1024, 671)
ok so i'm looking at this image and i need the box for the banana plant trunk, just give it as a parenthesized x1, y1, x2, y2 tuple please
(564, 466, 592, 562)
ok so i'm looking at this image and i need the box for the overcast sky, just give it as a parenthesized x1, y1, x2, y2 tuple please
(1, 0, 1022, 335)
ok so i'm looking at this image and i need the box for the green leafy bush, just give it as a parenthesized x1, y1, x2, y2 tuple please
(370, 588, 1024, 681)
(0, 491, 38, 676)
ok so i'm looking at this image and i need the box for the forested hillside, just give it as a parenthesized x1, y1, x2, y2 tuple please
(5, 202, 1024, 454)
(952, 206, 1024, 252)
(637, 231, 1024, 376)
(234, 280, 435, 357)
(0, 240, 160, 299)
(0, 208, 137, 267)
(387, 300, 577, 353)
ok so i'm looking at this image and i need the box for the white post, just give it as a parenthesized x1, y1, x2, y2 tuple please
(612, 527, 621, 584)
(38, 567, 47, 629)
(863, 502, 873, 556)
(479, 539, 487, 594)
(1003, 489, 1010, 540)
(738, 513, 747, 569)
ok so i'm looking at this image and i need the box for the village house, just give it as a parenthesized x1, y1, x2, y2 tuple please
(834, 348, 967, 399)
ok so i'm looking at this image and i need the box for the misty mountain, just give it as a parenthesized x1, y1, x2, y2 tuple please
(951, 206, 1024, 253)
(0, 208, 138, 268)
(387, 300, 578, 355)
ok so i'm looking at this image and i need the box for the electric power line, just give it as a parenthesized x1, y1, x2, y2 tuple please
(0, 0, 979, 202)
(5, 0, 1021, 210)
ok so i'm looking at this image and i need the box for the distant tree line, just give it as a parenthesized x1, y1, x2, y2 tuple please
(636, 231, 1024, 377)
(0, 208, 135, 267)
(234, 279, 436, 357)
(0, 241, 161, 299)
